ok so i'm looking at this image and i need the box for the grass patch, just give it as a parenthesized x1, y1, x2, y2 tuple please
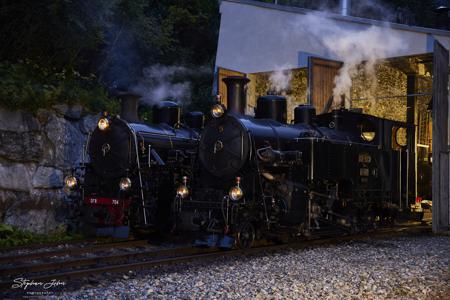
(0, 223, 84, 248)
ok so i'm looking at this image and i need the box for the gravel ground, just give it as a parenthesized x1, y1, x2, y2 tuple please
(20, 235, 450, 299)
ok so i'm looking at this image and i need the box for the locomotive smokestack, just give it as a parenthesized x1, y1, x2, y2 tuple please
(340, 94, 346, 108)
(119, 91, 140, 123)
(222, 76, 250, 115)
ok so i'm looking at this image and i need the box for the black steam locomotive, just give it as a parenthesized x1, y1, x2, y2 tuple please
(182, 77, 411, 248)
(65, 92, 203, 237)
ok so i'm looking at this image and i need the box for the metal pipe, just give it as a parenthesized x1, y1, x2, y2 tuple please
(415, 127, 418, 201)
(406, 149, 410, 209)
(131, 130, 147, 225)
(351, 92, 432, 102)
(310, 139, 314, 180)
(340, 0, 349, 16)
(399, 151, 402, 208)
(148, 145, 152, 168)
(308, 194, 312, 232)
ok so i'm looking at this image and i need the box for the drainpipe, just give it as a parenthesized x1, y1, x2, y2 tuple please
(340, 0, 350, 16)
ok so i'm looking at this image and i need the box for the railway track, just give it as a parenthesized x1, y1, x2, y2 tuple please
(0, 238, 149, 264)
(0, 238, 100, 253)
(0, 224, 430, 291)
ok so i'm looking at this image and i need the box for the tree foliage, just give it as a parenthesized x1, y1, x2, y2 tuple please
(0, 1, 113, 73)
(0, 60, 117, 113)
(0, 0, 219, 112)
(3, 0, 437, 114)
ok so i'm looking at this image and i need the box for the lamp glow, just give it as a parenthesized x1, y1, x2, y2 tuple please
(229, 177, 244, 201)
(177, 176, 189, 199)
(119, 177, 131, 191)
(211, 104, 225, 118)
(98, 118, 110, 130)
(176, 185, 189, 199)
(64, 176, 78, 189)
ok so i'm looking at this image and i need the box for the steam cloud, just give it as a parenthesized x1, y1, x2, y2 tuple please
(97, 5, 211, 106)
(131, 65, 210, 105)
(131, 65, 191, 105)
(269, 65, 292, 94)
(293, 12, 407, 107)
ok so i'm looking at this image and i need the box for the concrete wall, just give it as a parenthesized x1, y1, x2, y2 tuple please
(215, 0, 450, 74)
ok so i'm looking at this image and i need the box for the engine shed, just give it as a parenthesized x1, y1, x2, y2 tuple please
(214, 0, 450, 233)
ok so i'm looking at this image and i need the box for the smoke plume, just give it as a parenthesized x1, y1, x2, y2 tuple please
(131, 64, 212, 105)
(293, 12, 407, 107)
(269, 65, 292, 94)
(131, 65, 190, 105)
(96, 4, 205, 105)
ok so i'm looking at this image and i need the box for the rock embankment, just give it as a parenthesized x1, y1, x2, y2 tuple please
(0, 106, 99, 233)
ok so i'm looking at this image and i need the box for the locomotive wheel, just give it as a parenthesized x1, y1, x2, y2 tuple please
(236, 222, 255, 249)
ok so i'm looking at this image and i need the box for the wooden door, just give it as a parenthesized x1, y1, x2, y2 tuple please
(308, 57, 343, 114)
(217, 67, 245, 108)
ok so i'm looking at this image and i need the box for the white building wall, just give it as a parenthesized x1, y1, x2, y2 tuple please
(215, 0, 450, 74)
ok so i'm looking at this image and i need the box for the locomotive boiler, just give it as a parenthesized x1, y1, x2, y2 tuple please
(66, 92, 202, 237)
(184, 76, 410, 248)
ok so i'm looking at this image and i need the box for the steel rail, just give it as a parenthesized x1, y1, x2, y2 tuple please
(0, 238, 105, 253)
(0, 239, 149, 264)
(0, 246, 216, 277)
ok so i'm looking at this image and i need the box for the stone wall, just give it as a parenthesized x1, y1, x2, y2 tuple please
(247, 62, 432, 123)
(351, 63, 408, 121)
(0, 106, 99, 234)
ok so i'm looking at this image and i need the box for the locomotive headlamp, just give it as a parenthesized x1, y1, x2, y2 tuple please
(119, 177, 132, 191)
(360, 120, 376, 142)
(229, 177, 244, 201)
(361, 131, 375, 142)
(176, 176, 189, 199)
(98, 117, 110, 131)
(211, 104, 225, 118)
(64, 176, 78, 189)
(176, 185, 190, 199)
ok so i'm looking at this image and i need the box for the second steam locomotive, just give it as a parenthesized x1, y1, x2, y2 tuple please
(181, 77, 411, 248)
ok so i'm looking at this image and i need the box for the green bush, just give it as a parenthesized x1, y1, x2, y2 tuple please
(0, 223, 84, 248)
(0, 60, 119, 114)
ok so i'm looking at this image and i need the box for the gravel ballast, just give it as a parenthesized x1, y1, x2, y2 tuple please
(47, 235, 449, 299)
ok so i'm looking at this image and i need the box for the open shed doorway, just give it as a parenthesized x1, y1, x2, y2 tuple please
(304, 46, 448, 232)
(245, 53, 435, 217)
(307, 53, 435, 218)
